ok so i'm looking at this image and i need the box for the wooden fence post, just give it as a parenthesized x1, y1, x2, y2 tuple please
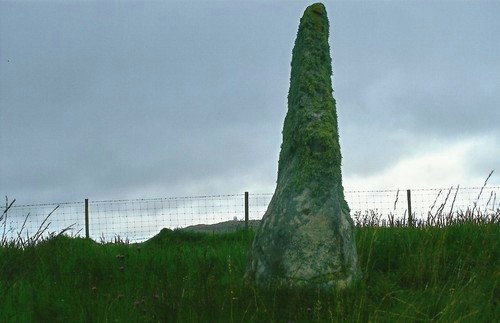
(85, 199, 90, 239)
(406, 189, 413, 227)
(244, 192, 249, 229)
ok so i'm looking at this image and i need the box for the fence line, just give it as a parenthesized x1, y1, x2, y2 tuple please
(1, 186, 499, 243)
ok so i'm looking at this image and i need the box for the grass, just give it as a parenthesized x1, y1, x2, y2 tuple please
(1, 209, 498, 322)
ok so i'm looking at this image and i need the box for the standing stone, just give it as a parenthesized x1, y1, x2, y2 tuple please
(246, 3, 360, 290)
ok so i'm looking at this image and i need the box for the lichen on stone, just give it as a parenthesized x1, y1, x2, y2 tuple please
(246, 2, 361, 291)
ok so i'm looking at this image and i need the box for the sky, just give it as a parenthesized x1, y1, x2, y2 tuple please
(1, 0, 499, 205)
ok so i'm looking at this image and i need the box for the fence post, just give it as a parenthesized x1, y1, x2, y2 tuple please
(244, 192, 249, 229)
(85, 199, 90, 239)
(406, 189, 413, 227)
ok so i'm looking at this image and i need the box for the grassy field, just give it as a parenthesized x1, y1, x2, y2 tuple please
(0, 215, 498, 322)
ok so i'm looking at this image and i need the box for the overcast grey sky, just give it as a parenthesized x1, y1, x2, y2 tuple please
(1, 0, 499, 205)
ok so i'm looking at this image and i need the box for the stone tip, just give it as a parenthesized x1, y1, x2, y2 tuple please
(305, 3, 326, 16)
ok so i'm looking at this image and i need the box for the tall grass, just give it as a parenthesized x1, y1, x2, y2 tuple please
(1, 203, 498, 322)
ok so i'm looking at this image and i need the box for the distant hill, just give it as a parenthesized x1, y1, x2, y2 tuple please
(181, 219, 261, 233)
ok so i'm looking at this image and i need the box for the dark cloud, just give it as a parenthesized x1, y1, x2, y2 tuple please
(1, 1, 499, 204)
(332, 1, 500, 180)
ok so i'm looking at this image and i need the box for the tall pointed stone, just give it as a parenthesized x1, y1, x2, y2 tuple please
(246, 3, 360, 290)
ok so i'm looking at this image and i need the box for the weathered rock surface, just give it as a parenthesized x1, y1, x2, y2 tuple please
(246, 3, 360, 290)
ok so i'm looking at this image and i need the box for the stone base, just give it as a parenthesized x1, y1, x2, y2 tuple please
(246, 188, 361, 290)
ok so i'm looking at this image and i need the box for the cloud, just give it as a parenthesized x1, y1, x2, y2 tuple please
(1, 0, 499, 206)
(345, 135, 499, 190)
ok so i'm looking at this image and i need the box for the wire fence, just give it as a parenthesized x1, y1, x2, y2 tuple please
(1, 186, 499, 243)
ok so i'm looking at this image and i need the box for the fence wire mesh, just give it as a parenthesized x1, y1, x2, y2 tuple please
(0, 201, 85, 243)
(347, 186, 499, 227)
(89, 195, 245, 242)
(2, 186, 499, 243)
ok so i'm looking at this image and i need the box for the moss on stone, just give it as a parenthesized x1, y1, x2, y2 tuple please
(246, 3, 360, 290)
(277, 3, 348, 211)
